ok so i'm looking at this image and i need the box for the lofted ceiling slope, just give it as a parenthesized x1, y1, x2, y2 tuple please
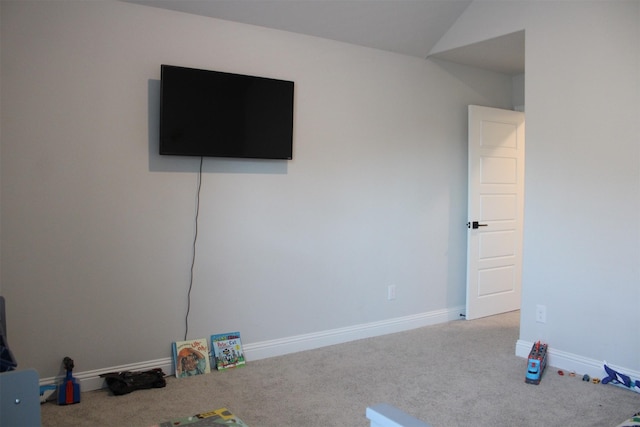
(124, 0, 524, 75)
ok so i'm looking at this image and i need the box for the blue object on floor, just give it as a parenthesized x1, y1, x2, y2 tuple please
(366, 403, 432, 427)
(0, 369, 42, 427)
(57, 356, 81, 405)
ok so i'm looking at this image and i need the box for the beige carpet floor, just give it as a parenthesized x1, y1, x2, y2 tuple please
(40, 311, 639, 426)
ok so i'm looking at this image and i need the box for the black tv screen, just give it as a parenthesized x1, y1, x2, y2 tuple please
(160, 65, 294, 160)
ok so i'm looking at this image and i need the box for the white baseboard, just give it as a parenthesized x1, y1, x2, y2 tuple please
(40, 306, 465, 392)
(245, 306, 465, 361)
(516, 339, 640, 382)
(39, 358, 174, 393)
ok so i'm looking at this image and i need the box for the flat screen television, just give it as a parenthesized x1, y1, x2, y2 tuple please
(160, 65, 294, 160)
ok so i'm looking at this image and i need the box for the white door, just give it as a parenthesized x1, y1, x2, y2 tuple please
(466, 105, 525, 320)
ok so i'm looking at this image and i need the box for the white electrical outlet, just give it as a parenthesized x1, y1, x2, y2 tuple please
(536, 304, 547, 323)
(387, 285, 396, 301)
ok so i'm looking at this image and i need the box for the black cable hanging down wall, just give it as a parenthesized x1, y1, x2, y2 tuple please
(185, 156, 204, 341)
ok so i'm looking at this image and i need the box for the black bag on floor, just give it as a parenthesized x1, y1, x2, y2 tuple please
(100, 368, 166, 395)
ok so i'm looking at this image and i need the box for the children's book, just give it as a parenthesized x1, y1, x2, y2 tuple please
(172, 338, 211, 378)
(151, 407, 249, 426)
(210, 332, 246, 371)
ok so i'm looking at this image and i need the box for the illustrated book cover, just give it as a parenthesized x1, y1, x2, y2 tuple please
(210, 332, 246, 371)
(172, 338, 211, 378)
(151, 407, 249, 426)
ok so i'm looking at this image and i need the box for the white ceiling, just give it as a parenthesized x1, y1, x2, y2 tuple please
(125, 0, 524, 75)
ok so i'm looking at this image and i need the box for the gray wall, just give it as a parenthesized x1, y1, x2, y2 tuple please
(1, 0, 514, 378)
(437, 0, 640, 372)
(522, 0, 639, 371)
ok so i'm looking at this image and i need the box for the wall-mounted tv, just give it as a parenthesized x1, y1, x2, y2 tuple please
(160, 65, 294, 160)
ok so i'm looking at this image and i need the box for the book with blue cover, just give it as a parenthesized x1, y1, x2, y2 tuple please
(210, 332, 246, 371)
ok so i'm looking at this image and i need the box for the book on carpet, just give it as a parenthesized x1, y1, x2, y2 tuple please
(150, 407, 249, 426)
(172, 338, 211, 378)
(210, 332, 246, 371)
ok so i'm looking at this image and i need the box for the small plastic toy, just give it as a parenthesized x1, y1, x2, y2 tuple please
(582, 374, 590, 382)
(57, 356, 80, 405)
(602, 363, 640, 393)
(39, 384, 57, 403)
(525, 341, 548, 385)
(100, 368, 166, 395)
